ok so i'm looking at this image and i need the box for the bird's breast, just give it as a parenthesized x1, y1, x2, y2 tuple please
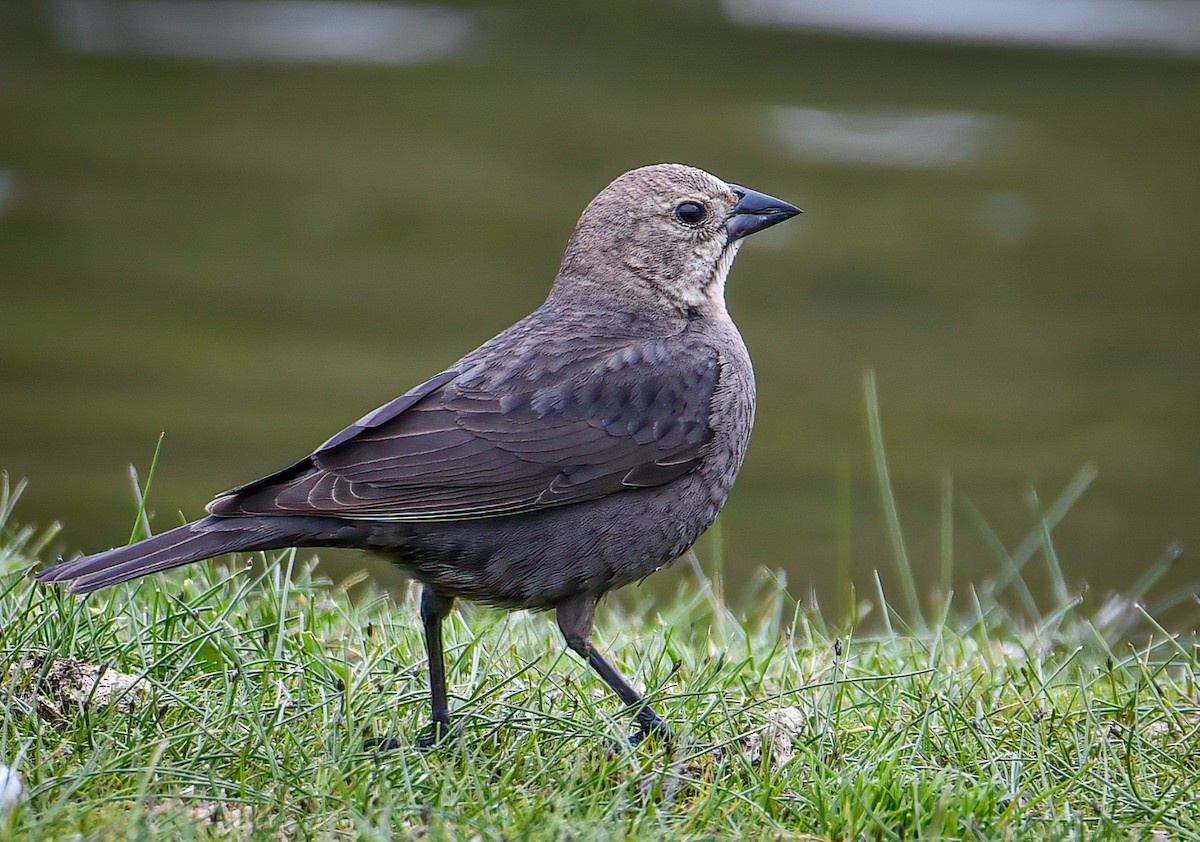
(697, 323, 756, 507)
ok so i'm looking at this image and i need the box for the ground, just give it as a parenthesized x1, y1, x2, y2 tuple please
(0, 473, 1196, 840)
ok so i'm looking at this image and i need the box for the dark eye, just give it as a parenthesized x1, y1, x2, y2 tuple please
(674, 201, 707, 225)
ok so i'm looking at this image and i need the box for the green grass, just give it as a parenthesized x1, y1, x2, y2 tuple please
(1, 378, 1198, 840)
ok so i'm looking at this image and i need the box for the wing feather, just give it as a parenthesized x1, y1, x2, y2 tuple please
(207, 340, 719, 521)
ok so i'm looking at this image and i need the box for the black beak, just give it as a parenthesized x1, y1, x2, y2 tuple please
(725, 184, 802, 242)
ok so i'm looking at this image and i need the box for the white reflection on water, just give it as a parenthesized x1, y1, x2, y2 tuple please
(724, 0, 1200, 56)
(52, 0, 479, 64)
(770, 106, 1013, 169)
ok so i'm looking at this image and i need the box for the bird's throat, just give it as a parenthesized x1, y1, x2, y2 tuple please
(682, 239, 741, 313)
(714, 239, 742, 296)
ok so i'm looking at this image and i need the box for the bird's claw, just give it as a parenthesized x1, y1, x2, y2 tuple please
(630, 716, 674, 747)
(363, 719, 458, 751)
(363, 735, 402, 751)
(417, 718, 457, 749)
(607, 714, 673, 756)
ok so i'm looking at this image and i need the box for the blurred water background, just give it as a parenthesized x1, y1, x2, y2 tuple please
(1, 0, 1197, 619)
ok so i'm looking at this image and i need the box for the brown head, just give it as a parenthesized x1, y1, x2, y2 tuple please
(550, 163, 800, 316)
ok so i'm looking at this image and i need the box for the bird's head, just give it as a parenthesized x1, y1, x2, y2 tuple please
(553, 163, 800, 316)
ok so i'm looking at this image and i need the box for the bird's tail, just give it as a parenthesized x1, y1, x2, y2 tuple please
(35, 516, 297, 594)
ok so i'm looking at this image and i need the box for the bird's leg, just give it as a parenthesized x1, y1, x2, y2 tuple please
(363, 587, 456, 751)
(419, 587, 456, 747)
(556, 593, 671, 746)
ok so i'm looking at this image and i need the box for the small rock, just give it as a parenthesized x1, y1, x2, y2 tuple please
(1144, 721, 1173, 737)
(149, 786, 255, 833)
(11, 656, 148, 722)
(742, 706, 805, 765)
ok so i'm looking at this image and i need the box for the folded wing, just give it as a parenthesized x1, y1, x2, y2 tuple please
(207, 342, 719, 522)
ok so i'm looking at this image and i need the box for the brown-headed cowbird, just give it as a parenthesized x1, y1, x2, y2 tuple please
(36, 163, 801, 746)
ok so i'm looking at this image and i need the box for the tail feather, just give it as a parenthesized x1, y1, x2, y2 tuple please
(35, 516, 294, 595)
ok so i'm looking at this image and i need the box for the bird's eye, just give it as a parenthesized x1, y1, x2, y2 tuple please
(674, 201, 707, 225)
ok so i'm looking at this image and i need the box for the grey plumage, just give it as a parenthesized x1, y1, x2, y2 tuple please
(36, 163, 800, 745)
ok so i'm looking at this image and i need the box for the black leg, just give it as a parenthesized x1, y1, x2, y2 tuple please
(556, 593, 671, 745)
(364, 586, 456, 752)
(419, 587, 455, 747)
(584, 648, 669, 742)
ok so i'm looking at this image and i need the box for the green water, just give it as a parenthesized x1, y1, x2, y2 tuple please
(1, 2, 1197, 615)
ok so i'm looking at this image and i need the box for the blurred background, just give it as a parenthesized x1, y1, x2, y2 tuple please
(1, 0, 1197, 620)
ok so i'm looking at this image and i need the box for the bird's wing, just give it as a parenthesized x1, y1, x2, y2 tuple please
(206, 341, 719, 522)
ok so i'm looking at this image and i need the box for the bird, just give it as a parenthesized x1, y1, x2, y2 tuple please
(36, 163, 801, 747)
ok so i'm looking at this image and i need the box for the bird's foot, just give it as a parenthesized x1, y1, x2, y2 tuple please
(607, 711, 672, 755)
(363, 719, 457, 751)
(363, 735, 403, 751)
(628, 713, 673, 748)
(417, 718, 457, 749)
